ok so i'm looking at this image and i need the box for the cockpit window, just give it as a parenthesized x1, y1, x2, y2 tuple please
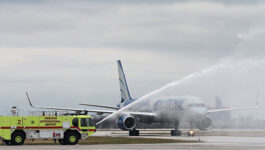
(188, 103, 205, 107)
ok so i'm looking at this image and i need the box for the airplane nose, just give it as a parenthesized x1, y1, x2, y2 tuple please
(192, 108, 207, 118)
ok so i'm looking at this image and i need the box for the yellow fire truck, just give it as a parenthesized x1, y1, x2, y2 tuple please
(0, 115, 96, 145)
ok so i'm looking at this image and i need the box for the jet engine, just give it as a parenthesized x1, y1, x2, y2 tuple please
(195, 116, 213, 130)
(117, 115, 136, 130)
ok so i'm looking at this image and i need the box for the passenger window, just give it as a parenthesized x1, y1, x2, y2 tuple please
(89, 118, 94, 126)
(72, 118, 78, 127)
(81, 118, 88, 127)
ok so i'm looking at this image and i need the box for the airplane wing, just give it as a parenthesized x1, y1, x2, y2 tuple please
(96, 110, 155, 125)
(26, 92, 115, 114)
(208, 92, 259, 113)
(79, 104, 119, 110)
(208, 105, 259, 113)
(208, 96, 259, 113)
(27, 92, 154, 120)
(121, 111, 155, 117)
(96, 97, 157, 125)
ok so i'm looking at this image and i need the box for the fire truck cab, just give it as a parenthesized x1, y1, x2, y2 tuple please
(0, 115, 96, 145)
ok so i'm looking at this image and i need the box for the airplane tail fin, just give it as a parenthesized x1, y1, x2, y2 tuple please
(117, 60, 132, 103)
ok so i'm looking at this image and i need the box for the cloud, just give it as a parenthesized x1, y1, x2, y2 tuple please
(0, 47, 217, 115)
(129, 24, 265, 119)
(1, 1, 265, 57)
(238, 27, 265, 40)
(0, 0, 265, 117)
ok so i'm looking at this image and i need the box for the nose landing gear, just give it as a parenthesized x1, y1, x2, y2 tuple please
(171, 121, 181, 136)
(187, 130, 195, 136)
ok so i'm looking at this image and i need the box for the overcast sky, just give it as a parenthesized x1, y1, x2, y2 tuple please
(0, 0, 265, 118)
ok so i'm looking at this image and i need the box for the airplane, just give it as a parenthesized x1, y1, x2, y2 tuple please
(27, 60, 259, 136)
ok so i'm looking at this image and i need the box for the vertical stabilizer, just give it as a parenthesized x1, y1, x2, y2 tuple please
(117, 60, 132, 103)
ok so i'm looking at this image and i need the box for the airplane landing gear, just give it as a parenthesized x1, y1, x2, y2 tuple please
(171, 130, 181, 136)
(129, 129, 139, 136)
(171, 121, 181, 136)
(187, 130, 195, 136)
(188, 122, 195, 136)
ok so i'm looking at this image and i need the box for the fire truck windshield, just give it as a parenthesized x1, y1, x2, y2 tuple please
(89, 118, 94, 126)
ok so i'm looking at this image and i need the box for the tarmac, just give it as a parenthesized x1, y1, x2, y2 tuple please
(2, 129, 265, 150)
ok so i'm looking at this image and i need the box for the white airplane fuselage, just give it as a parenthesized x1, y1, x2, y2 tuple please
(117, 95, 210, 128)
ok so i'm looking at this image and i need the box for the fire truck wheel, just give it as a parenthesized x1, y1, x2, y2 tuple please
(58, 139, 67, 145)
(11, 132, 25, 145)
(65, 132, 79, 145)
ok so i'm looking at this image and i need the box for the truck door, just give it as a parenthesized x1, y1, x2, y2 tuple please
(79, 118, 89, 132)
(23, 117, 39, 128)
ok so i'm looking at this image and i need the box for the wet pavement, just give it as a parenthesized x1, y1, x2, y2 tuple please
(1, 130, 265, 150)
